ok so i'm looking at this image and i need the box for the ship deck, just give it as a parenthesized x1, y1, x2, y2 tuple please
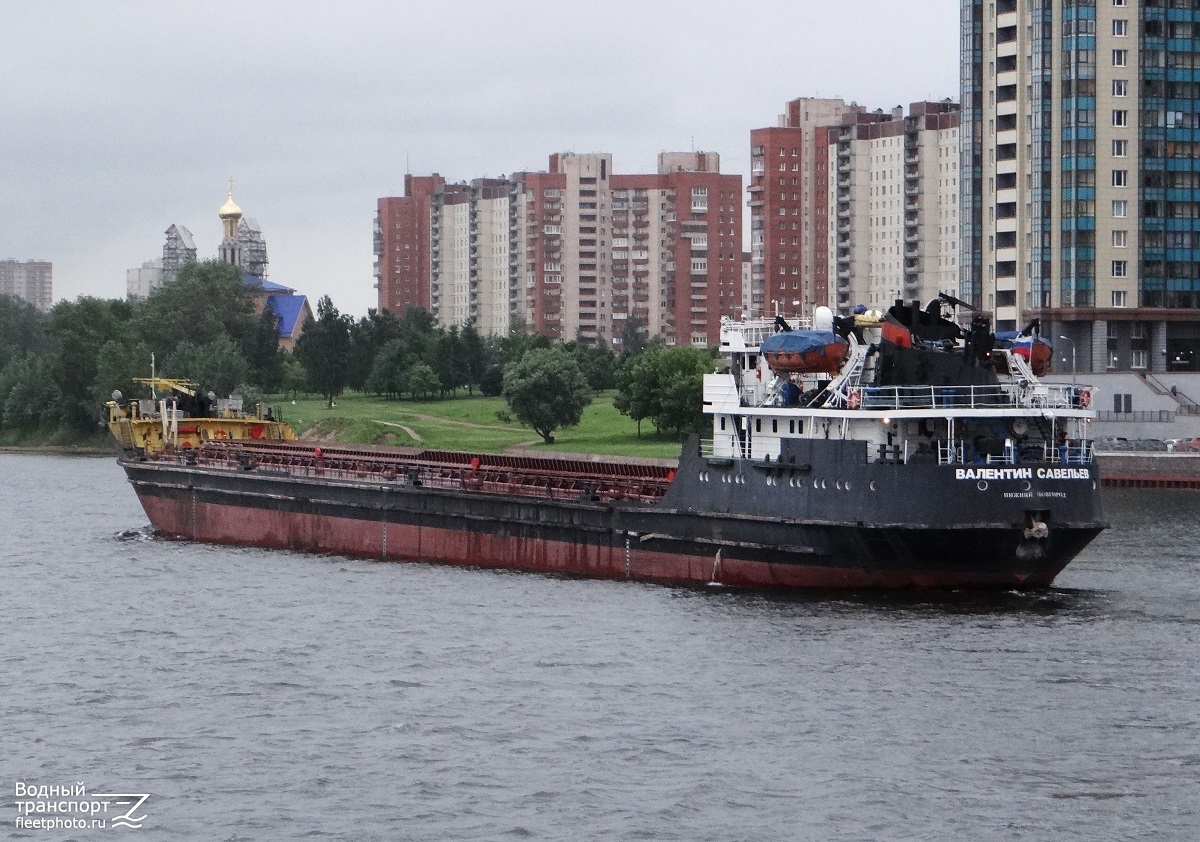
(155, 440, 674, 504)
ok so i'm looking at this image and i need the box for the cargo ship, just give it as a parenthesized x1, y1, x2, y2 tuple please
(106, 299, 1106, 590)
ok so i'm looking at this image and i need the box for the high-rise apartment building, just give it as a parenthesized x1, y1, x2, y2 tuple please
(375, 174, 445, 315)
(513, 152, 741, 347)
(429, 178, 512, 336)
(382, 153, 742, 346)
(749, 98, 865, 318)
(751, 97, 960, 318)
(962, 0, 1200, 372)
(0, 259, 52, 311)
(126, 259, 163, 298)
(826, 102, 961, 312)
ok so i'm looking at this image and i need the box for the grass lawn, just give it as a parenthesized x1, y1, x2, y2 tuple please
(272, 390, 687, 461)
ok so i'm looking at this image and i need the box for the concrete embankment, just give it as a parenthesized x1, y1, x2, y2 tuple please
(1097, 453, 1200, 489)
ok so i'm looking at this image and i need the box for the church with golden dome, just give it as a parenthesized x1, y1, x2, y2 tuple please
(128, 179, 311, 350)
(216, 179, 311, 350)
(216, 179, 269, 279)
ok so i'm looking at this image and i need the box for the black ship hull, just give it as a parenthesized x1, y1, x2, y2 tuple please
(119, 438, 1106, 591)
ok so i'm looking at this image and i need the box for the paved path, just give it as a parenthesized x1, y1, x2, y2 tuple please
(372, 420, 422, 441)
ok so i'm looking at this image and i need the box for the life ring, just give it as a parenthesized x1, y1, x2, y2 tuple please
(847, 390, 862, 409)
(1079, 389, 1091, 408)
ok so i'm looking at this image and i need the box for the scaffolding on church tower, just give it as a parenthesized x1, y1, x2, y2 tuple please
(162, 224, 197, 285)
(238, 217, 269, 278)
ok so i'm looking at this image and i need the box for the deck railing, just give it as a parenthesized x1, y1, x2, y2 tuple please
(853, 382, 1094, 412)
(934, 439, 1094, 465)
(1094, 410, 1175, 423)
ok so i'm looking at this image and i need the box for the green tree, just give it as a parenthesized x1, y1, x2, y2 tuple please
(294, 295, 353, 408)
(0, 295, 49, 372)
(651, 347, 713, 435)
(403, 361, 440, 400)
(428, 326, 465, 397)
(567, 340, 617, 391)
(348, 308, 401, 391)
(619, 312, 649, 357)
(614, 346, 712, 436)
(47, 297, 134, 432)
(93, 339, 154, 409)
(499, 320, 550, 368)
(135, 260, 256, 360)
(281, 354, 308, 401)
(479, 364, 504, 397)
(502, 347, 593, 444)
(614, 352, 659, 437)
(459, 321, 486, 395)
(246, 306, 284, 392)
(1, 356, 61, 430)
(164, 335, 251, 397)
(367, 338, 409, 399)
(396, 305, 437, 355)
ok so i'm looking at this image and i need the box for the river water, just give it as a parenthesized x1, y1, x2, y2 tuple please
(2, 453, 1197, 840)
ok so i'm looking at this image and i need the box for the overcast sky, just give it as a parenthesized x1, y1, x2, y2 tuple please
(2, 1, 959, 319)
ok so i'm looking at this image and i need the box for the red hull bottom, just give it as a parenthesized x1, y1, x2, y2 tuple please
(138, 494, 1059, 591)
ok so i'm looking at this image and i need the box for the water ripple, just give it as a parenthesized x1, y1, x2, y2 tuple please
(2, 457, 1198, 840)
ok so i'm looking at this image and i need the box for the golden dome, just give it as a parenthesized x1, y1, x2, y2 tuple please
(218, 178, 242, 219)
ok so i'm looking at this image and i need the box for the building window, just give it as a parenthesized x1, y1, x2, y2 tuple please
(1113, 230, 1127, 247)
(1112, 290, 1128, 307)
(1112, 260, 1128, 277)
(1112, 19, 1128, 36)
(1113, 0, 1126, 5)
(1112, 170, 1128, 187)
(1112, 199, 1128, 217)
(1112, 110, 1128, 127)
(1112, 139, 1128, 157)
(1112, 79, 1128, 97)
(1112, 49, 1128, 66)
(1132, 349, 1147, 370)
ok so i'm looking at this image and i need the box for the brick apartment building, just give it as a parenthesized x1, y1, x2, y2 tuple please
(376, 152, 742, 347)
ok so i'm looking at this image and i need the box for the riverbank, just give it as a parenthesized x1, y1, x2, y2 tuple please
(0, 444, 113, 456)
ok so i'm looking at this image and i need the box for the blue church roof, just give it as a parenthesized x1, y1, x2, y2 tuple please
(267, 294, 307, 337)
(242, 274, 295, 295)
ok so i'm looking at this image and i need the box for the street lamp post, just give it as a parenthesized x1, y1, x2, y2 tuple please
(1059, 335, 1077, 388)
